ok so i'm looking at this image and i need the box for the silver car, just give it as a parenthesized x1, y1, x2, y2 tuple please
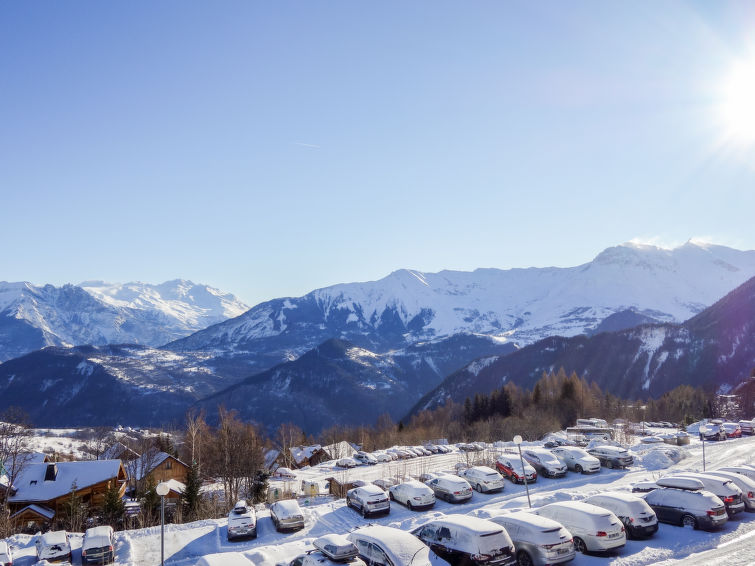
(486, 510, 575, 566)
(270, 499, 306, 532)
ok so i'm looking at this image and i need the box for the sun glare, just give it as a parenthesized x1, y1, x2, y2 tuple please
(719, 60, 755, 146)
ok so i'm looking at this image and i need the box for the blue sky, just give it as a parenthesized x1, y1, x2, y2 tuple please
(2, 1, 755, 306)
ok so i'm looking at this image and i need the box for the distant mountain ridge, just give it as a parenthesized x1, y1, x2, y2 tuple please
(0, 280, 248, 361)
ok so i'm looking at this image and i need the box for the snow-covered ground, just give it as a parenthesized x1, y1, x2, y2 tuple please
(4, 429, 755, 565)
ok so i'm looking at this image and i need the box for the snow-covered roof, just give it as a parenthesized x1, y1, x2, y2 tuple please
(134, 450, 186, 480)
(10, 503, 56, 520)
(161, 479, 186, 495)
(263, 449, 281, 471)
(9, 460, 124, 504)
(290, 444, 324, 465)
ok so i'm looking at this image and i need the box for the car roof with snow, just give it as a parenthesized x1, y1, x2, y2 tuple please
(352, 484, 386, 496)
(349, 525, 429, 564)
(488, 510, 567, 531)
(272, 499, 302, 514)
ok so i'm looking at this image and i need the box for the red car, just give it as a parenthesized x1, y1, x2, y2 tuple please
(722, 422, 742, 438)
(495, 454, 537, 484)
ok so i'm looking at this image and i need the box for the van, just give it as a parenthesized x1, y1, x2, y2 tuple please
(643, 486, 728, 530)
(227, 500, 257, 541)
(485, 510, 575, 566)
(665, 473, 745, 517)
(82, 525, 115, 564)
(411, 515, 516, 566)
(36, 530, 72, 563)
(536, 501, 625, 553)
(584, 492, 658, 538)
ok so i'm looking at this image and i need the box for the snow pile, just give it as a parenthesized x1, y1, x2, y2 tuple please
(637, 446, 687, 470)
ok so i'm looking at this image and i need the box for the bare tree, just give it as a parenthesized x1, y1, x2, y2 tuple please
(0, 408, 32, 535)
(184, 409, 207, 474)
(275, 422, 304, 469)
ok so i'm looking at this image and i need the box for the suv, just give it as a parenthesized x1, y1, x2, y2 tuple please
(82, 525, 115, 564)
(411, 516, 516, 566)
(586, 446, 634, 469)
(425, 474, 473, 503)
(227, 500, 257, 541)
(550, 447, 600, 474)
(643, 485, 728, 530)
(485, 510, 575, 566)
(584, 492, 658, 538)
(346, 484, 390, 517)
(665, 473, 745, 517)
(536, 501, 625, 554)
(521, 448, 568, 478)
(459, 466, 505, 493)
(699, 424, 727, 441)
(36, 531, 72, 564)
(495, 454, 537, 483)
(388, 480, 435, 510)
(286, 535, 367, 566)
(353, 451, 378, 465)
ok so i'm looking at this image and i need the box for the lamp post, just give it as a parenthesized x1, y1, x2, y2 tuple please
(699, 425, 708, 472)
(512, 435, 532, 509)
(156, 481, 170, 566)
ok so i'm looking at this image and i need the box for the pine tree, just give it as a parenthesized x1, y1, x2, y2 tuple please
(182, 460, 202, 520)
(102, 481, 125, 528)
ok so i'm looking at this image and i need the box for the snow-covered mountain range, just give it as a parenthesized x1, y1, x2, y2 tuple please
(0, 280, 248, 361)
(168, 241, 755, 360)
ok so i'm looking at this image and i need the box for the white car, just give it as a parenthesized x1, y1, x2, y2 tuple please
(284, 534, 367, 566)
(536, 501, 625, 553)
(373, 451, 394, 463)
(227, 499, 257, 541)
(36, 531, 72, 563)
(584, 491, 658, 538)
(270, 499, 306, 532)
(274, 467, 297, 479)
(82, 525, 115, 564)
(388, 480, 435, 510)
(0, 541, 13, 566)
(336, 457, 360, 468)
(550, 446, 601, 474)
(485, 510, 575, 566)
(348, 525, 434, 566)
(717, 466, 755, 482)
(459, 465, 505, 493)
(521, 447, 568, 478)
(425, 474, 473, 503)
(411, 515, 516, 566)
(354, 451, 378, 465)
(703, 470, 755, 511)
(347, 484, 391, 517)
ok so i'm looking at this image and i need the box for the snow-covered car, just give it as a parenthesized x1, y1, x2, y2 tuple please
(227, 500, 257, 541)
(699, 424, 727, 441)
(536, 501, 626, 554)
(435, 444, 453, 454)
(700, 470, 755, 512)
(738, 419, 754, 435)
(0, 541, 13, 566)
(388, 480, 435, 510)
(82, 525, 115, 564)
(586, 446, 634, 469)
(722, 422, 742, 439)
(346, 484, 390, 517)
(426, 474, 473, 503)
(353, 451, 378, 465)
(411, 515, 516, 566)
(423, 443, 440, 454)
(495, 454, 537, 483)
(550, 446, 600, 474)
(584, 491, 658, 538)
(36, 530, 72, 563)
(521, 447, 568, 478)
(643, 484, 728, 530)
(664, 473, 745, 517)
(270, 499, 305, 532)
(336, 457, 360, 468)
(485, 510, 575, 566)
(348, 525, 434, 566)
(373, 452, 394, 463)
(717, 466, 755, 482)
(284, 534, 367, 566)
(459, 465, 505, 493)
(373, 478, 396, 491)
(274, 467, 297, 479)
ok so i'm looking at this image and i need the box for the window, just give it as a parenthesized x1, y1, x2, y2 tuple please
(165, 460, 172, 470)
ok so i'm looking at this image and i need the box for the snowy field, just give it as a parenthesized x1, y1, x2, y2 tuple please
(3, 429, 755, 565)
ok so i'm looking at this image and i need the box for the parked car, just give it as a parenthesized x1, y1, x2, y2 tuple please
(520, 447, 568, 478)
(495, 454, 537, 483)
(642, 482, 728, 530)
(388, 480, 435, 510)
(550, 447, 601, 474)
(699, 424, 727, 441)
(722, 422, 742, 439)
(664, 473, 746, 517)
(411, 515, 516, 566)
(36, 531, 72, 563)
(485, 510, 575, 566)
(459, 466, 505, 493)
(0, 541, 13, 566)
(336, 457, 360, 468)
(274, 467, 297, 479)
(348, 525, 434, 566)
(373, 478, 397, 492)
(584, 491, 658, 538)
(586, 446, 634, 469)
(227, 500, 257, 541)
(270, 499, 306, 532)
(718, 466, 755, 482)
(425, 474, 473, 503)
(353, 451, 378, 465)
(285, 534, 367, 566)
(703, 470, 755, 512)
(347, 484, 391, 517)
(536, 501, 625, 554)
(737, 419, 754, 435)
(81, 525, 115, 565)
(631, 480, 661, 493)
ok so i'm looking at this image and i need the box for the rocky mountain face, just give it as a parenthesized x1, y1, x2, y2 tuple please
(410, 275, 755, 416)
(0, 280, 248, 361)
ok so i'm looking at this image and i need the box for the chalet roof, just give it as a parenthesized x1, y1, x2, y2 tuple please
(290, 445, 325, 465)
(11, 503, 56, 520)
(133, 450, 188, 480)
(8, 460, 124, 504)
(264, 449, 281, 471)
(102, 442, 140, 461)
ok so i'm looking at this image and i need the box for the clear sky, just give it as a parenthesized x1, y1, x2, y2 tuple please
(2, 1, 755, 306)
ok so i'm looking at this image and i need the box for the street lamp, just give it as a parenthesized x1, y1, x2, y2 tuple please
(699, 425, 708, 472)
(512, 435, 532, 509)
(156, 481, 170, 566)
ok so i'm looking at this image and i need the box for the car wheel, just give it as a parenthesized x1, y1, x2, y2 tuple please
(682, 514, 697, 529)
(389, 492, 394, 500)
(517, 550, 534, 566)
(476, 484, 483, 493)
(573, 537, 587, 553)
(362, 505, 367, 518)
(575, 464, 583, 473)
(407, 500, 413, 510)
(346, 497, 352, 509)
(606, 460, 613, 469)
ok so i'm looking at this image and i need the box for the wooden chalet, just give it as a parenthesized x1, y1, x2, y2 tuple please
(130, 449, 189, 489)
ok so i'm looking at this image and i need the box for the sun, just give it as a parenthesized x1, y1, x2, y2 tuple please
(719, 59, 755, 146)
